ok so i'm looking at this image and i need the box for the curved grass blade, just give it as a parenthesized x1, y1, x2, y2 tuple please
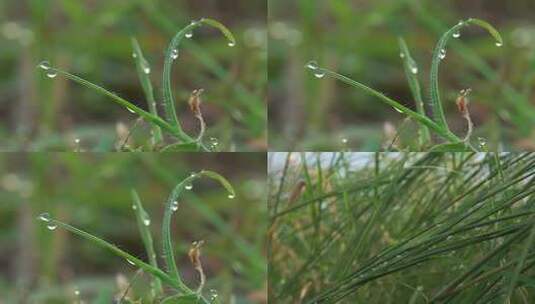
(505, 221, 535, 300)
(162, 18, 236, 134)
(306, 65, 462, 143)
(131, 190, 163, 296)
(36, 215, 187, 293)
(429, 18, 503, 131)
(398, 37, 431, 145)
(131, 38, 163, 146)
(161, 171, 235, 286)
(41, 67, 193, 143)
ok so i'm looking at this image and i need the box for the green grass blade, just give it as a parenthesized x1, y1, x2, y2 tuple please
(131, 38, 163, 146)
(36, 215, 186, 293)
(162, 18, 236, 133)
(306, 65, 462, 144)
(429, 18, 503, 131)
(398, 37, 431, 145)
(505, 221, 535, 300)
(41, 67, 193, 143)
(161, 170, 235, 285)
(131, 190, 163, 296)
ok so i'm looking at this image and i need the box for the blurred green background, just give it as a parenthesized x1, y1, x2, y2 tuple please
(268, 0, 535, 151)
(0, 0, 266, 151)
(0, 153, 266, 303)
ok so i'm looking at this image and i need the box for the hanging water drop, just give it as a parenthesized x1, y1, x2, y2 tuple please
(132, 204, 137, 210)
(38, 212, 51, 222)
(171, 200, 179, 212)
(47, 223, 57, 230)
(126, 258, 135, 265)
(495, 41, 503, 47)
(453, 31, 461, 38)
(132, 52, 137, 58)
(171, 48, 179, 60)
(438, 49, 447, 60)
(38, 60, 51, 70)
(399, 52, 405, 58)
(314, 71, 325, 79)
(46, 70, 57, 78)
(185, 31, 193, 39)
(143, 218, 151, 226)
(228, 41, 236, 47)
(185, 183, 193, 190)
(305, 60, 319, 70)
(228, 194, 235, 199)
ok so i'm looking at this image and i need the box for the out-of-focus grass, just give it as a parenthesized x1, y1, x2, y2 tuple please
(0, 153, 267, 303)
(0, 0, 266, 151)
(268, 0, 535, 151)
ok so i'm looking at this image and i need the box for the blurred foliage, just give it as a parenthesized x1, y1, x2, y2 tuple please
(0, 153, 267, 303)
(268, 0, 535, 151)
(0, 0, 266, 151)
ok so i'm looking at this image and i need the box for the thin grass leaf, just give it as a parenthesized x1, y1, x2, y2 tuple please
(505, 219, 535, 300)
(305, 65, 462, 144)
(40, 67, 190, 142)
(398, 37, 431, 145)
(429, 18, 503, 131)
(131, 38, 163, 146)
(162, 18, 236, 134)
(36, 215, 186, 293)
(161, 171, 235, 288)
(131, 190, 163, 296)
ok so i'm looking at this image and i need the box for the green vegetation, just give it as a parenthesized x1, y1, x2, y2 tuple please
(269, 152, 535, 303)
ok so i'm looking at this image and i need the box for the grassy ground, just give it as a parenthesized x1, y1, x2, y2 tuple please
(0, 0, 266, 151)
(0, 153, 267, 303)
(268, 0, 535, 151)
(269, 152, 535, 303)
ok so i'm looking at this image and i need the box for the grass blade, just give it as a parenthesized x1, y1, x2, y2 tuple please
(161, 171, 235, 286)
(162, 18, 236, 134)
(429, 18, 503, 131)
(398, 37, 431, 145)
(306, 65, 463, 144)
(131, 190, 163, 296)
(131, 38, 163, 146)
(505, 220, 535, 300)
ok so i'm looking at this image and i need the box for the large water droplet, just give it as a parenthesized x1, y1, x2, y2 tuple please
(38, 60, 51, 70)
(305, 60, 319, 70)
(228, 41, 236, 47)
(185, 31, 193, 39)
(38, 212, 51, 222)
(171, 200, 179, 212)
(46, 70, 57, 78)
(495, 41, 503, 47)
(185, 183, 193, 190)
(171, 48, 179, 60)
(438, 49, 447, 60)
(47, 223, 57, 230)
(314, 71, 325, 79)
(228, 194, 235, 199)
(453, 31, 461, 38)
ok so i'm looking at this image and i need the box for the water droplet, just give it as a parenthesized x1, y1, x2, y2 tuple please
(38, 212, 51, 222)
(495, 41, 503, 47)
(228, 41, 236, 47)
(185, 31, 193, 39)
(143, 218, 150, 226)
(74, 138, 80, 144)
(399, 52, 405, 58)
(314, 71, 325, 79)
(171, 200, 179, 212)
(228, 194, 235, 199)
(478, 137, 487, 149)
(438, 49, 447, 60)
(190, 172, 197, 178)
(185, 183, 193, 190)
(132, 204, 137, 210)
(46, 70, 57, 78)
(447, 235, 453, 240)
(341, 138, 348, 144)
(74, 289, 80, 296)
(305, 60, 319, 70)
(209, 137, 219, 146)
(127, 107, 135, 114)
(394, 107, 403, 113)
(143, 66, 151, 74)
(171, 48, 179, 60)
(453, 31, 461, 38)
(209, 289, 218, 302)
(126, 258, 135, 265)
(38, 60, 51, 70)
(47, 223, 57, 230)
(410, 66, 418, 74)
(417, 286, 424, 292)
(132, 52, 137, 58)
